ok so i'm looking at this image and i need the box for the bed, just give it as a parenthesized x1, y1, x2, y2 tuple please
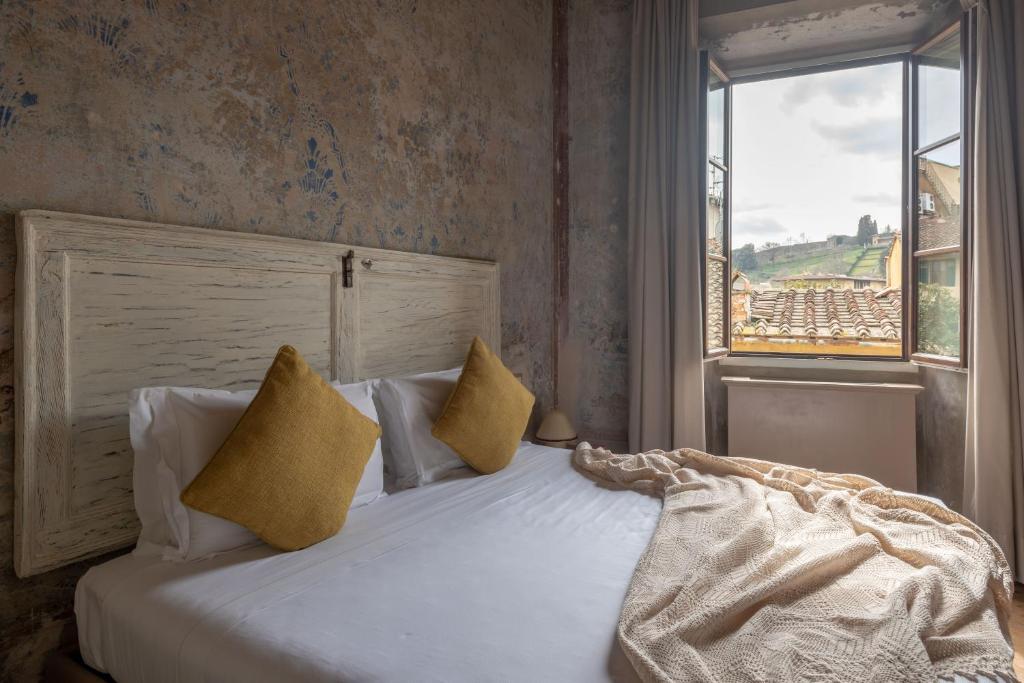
(75, 443, 657, 682)
(17, 212, 1015, 682)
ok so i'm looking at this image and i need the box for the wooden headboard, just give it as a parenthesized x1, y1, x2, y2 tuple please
(14, 210, 500, 577)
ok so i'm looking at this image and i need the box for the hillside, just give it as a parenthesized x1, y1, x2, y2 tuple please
(848, 245, 891, 279)
(734, 241, 882, 285)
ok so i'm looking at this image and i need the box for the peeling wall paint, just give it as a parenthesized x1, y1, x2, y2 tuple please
(700, 0, 960, 74)
(566, 0, 631, 449)
(0, 1, 553, 679)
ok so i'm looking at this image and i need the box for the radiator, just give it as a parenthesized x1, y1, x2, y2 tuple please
(722, 376, 923, 492)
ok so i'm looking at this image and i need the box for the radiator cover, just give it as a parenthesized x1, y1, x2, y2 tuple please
(723, 377, 923, 492)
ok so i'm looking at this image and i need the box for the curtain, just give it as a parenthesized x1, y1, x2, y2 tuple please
(964, 0, 1024, 580)
(627, 0, 706, 453)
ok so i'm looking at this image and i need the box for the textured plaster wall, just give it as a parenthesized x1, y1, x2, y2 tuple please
(0, 1, 553, 679)
(566, 0, 631, 448)
(916, 366, 967, 510)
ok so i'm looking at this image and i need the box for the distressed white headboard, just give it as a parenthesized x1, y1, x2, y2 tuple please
(14, 210, 500, 577)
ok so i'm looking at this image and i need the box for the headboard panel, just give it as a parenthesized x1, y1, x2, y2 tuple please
(14, 210, 499, 576)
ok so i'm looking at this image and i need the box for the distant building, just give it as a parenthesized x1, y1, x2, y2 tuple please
(771, 273, 885, 291)
(884, 231, 902, 290)
(918, 158, 961, 248)
(826, 234, 854, 249)
(917, 158, 962, 294)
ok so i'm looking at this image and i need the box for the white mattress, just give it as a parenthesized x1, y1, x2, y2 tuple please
(76, 443, 661, 683)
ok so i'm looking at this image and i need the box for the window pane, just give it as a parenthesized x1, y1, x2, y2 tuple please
(708, 73, 725, 166)
(730, 61, 903, 357)
(706, 257, 725, 350)
(917, 140, 961, 250)
(916, 253, 961, 357)
(707, 163, 725, 255)
(917, 29, 961, 148)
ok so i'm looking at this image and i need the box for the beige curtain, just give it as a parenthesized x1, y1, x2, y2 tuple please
(627, 0, 706, 453)
(964, 0, 1024, 580)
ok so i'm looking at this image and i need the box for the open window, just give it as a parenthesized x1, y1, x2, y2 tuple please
(699, 11, 974, 365)
(908, 16, 973, 367)
(700, 54, 730, 358)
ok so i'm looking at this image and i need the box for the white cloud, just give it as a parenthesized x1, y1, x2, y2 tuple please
(812, 118, 902, 157)
(731, 61, 903, 244)
(734, 215, 787, 236)
(852, 192, 901, 204)
(782, 65, 894, 111)
(733, 200, 779, 213)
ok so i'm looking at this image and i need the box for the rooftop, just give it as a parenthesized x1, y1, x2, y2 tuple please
(733, 287, 901, 342)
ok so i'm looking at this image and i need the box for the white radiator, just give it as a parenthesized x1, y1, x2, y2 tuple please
(723, 376, 923, 492)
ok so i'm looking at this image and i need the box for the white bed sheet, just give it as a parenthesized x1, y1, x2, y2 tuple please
(76, 443, 661, 683)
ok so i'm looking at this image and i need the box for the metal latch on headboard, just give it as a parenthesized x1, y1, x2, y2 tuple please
(342, 250, 354, 288)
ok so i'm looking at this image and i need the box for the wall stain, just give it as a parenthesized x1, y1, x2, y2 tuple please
(0, 69, 36, 138)
(567, 0, 631, 448)
(56, 13, 139, 71)
(134, 190, 156, 214)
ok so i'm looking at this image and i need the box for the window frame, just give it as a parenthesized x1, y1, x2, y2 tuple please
(700, 12, 974, 365)
(907, 15, 974, 368)
(707, 53, 908, 362)
(699, 52, 731, 359)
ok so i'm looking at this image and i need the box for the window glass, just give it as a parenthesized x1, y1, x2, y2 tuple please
(708, 74, 725, 166)
(916, 140, 961, 250)
(707, 163, 725, 255)
(916, 254, 961, 357)
(917, 30, 961, 148)
(706, 257, 725, 350)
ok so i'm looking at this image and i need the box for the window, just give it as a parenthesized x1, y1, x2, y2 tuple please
(701, 55, 730, 357)
(700, 13, 973, 365)
(910, 22, 970, 365)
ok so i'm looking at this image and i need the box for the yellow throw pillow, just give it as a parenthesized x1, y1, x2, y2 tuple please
(180, 345, 381, 552)
(431, 336, 535, 474)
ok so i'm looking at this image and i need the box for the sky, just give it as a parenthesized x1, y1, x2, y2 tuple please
(727, 60, 956, 251)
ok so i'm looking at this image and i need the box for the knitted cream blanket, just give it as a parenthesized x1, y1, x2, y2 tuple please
(573, 443, 1015, 682)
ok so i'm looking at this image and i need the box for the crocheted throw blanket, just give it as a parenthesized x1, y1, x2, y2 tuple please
(573, 443, 1015, 682)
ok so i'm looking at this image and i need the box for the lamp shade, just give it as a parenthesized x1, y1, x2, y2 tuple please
(536, 408, 577, 444)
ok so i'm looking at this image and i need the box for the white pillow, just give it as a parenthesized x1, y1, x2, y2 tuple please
(376, 368, 467, 488)
(130, 380, 384, 561)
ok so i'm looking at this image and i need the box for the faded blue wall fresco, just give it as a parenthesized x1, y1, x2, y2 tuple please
(0, 1, 553, 679)
(566, 0, 631, 448)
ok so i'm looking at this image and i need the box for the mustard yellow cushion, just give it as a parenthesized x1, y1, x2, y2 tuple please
(431, 336, 535, 474)
(180, 345, 381, 551)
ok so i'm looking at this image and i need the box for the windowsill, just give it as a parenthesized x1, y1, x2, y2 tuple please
(721, 376, 924, 394)
(910, 358, 968, 374)
(711, 355, 920, 375)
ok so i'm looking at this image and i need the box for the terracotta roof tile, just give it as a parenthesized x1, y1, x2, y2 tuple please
(741, 288, 902, 342)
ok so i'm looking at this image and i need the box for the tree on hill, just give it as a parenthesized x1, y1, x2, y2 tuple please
(857, 215, 878, 245)
(733, 243, 757, 272)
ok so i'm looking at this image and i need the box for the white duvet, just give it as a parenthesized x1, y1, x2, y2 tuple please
(76, 443, 661, 683)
